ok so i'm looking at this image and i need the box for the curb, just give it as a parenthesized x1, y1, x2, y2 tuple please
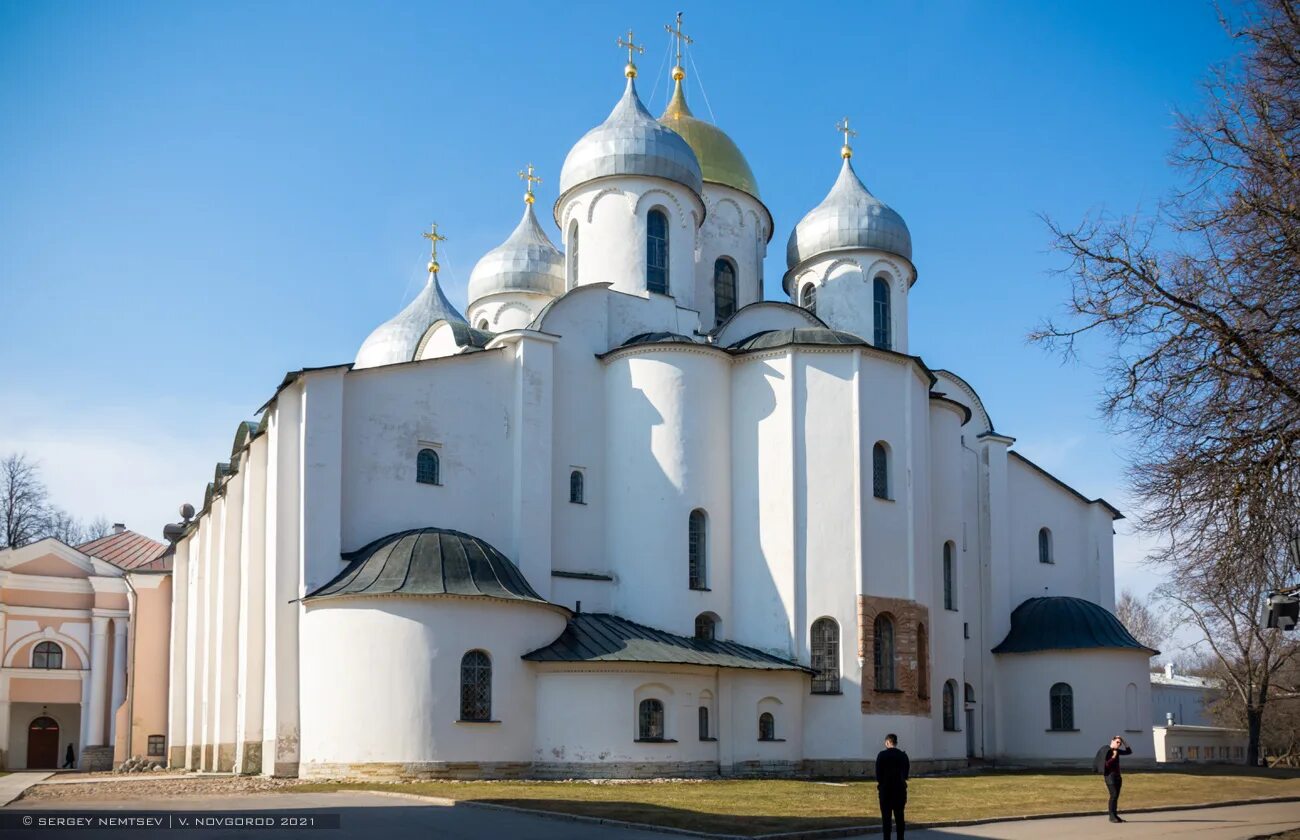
(325, 789, 1300, 839)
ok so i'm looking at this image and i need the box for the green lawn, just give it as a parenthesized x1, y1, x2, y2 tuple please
(291, 767, 1300, 836)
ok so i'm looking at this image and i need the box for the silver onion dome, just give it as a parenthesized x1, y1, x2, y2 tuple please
(467, 202, 564, 305)
(354, 275, 466, 369)
(786, 157, 912, 271)
(557, 77, 703, 207)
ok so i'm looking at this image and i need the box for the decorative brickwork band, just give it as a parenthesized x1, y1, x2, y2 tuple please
(858, 594, 932, 716)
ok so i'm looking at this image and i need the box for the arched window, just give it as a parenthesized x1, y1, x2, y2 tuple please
(638, 698, 665, 740)
(698, 706, 710, 740)
(758, 712, 775, 741)
(872, 442, 889, 499)
(917, 623, 930, 699)
(694, 612, 717, 641)
(569, 470, 585, 504)
(1050, 682, 1074, 730)
(416, 448, 440, 485)
(943, 541, 957, 611)
(646, 209, 669, 294)
(32, 641, 62, 670)
(943, 680, 958, 731)
(1126, 682, 1139, 731)
(688, 509, 707, 590)
(714, 258, 737, 326)
(873, 614, 896, 691)
(476, 319, 490, 331)
(459, 650, 492, 721)
(801, 282, 817, 313)
(873, 276, 892, 350)
(568, 221, 580, 290)
(1038, 527, 1053, 564)
(965, 682, 976, 705)
(810, 618, 840, 694)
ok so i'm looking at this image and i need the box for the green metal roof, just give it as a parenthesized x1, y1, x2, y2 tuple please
(992, 596, 1158, 655)
(523, 612, 812, 672)
(304, 527, 551, 606)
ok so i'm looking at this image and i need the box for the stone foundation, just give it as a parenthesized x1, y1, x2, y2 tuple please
(533, 761, 719, 780)
(216, 743, 236, 772)
(295, 757, 973, 781)
(169, 746, 186, 769)
(188, 745, 200, 769)
(300, 761, 532, 781)
(81, 746, 113, 771)
(202, 744, 213, 770)
(236, 741, 262, 775)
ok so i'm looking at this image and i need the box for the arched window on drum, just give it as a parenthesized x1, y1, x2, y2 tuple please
(646, 209, 669, 294)
(714, 258, 737, 326)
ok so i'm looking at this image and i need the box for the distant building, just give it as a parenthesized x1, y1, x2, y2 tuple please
(1150, 663, 1246, 763)
(0, 526, 171, 770)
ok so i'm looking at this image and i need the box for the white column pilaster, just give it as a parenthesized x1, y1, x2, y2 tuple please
(78, 674, 92, 767)
(108, 619, 128, 748)
(88, 616, 110, 746)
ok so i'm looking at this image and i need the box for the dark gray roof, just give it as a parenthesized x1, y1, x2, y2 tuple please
(523, 612, 812, 672)
(304, 527, 549, 605)
(620, 331, 698, 348)
(992, 596, 1158, 655)
(728, 328, 868, 352)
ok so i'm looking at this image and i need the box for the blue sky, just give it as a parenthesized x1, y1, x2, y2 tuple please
(0, 2, 1238, 649)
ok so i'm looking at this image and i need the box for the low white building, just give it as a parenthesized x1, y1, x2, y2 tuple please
(166, 41, 1157, 779)
(1151, 664, 1247, 763)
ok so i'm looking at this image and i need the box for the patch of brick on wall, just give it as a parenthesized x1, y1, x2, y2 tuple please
(858, 595, 932, 717)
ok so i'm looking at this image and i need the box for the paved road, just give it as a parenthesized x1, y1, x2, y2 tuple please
(5, 790, 1299, 839)
(901, 800, 1300, 840)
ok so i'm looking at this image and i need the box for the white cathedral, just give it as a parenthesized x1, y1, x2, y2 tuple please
(165, 32, 1157, 779)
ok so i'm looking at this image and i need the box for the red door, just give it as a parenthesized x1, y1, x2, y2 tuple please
(26, 717, 59, 769)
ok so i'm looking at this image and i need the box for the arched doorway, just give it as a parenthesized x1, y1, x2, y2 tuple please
(27, 716, 59, 769)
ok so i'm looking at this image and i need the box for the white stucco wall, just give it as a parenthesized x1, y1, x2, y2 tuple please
(996, 649, 1154, 764)
(299, 597, 566, 773)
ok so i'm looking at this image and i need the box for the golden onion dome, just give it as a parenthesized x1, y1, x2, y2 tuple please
(658, 78, 759, 200)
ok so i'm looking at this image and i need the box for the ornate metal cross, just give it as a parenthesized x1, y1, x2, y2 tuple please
(665, 12, 692, 71)
(422, 223, 447, 273)
(518, 163, 542, 204)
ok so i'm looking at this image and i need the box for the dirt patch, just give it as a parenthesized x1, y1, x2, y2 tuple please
(20, 775, 312, 802)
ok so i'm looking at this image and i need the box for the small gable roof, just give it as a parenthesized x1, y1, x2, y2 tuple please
(78, 530, 169, 571)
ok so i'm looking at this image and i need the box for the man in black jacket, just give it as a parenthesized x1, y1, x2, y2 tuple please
(875, 733, 909, 839)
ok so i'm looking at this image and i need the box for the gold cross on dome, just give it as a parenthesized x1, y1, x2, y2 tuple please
(422, 222, 447, 273)
(617, 29, 645, 77)
(518, 163, 542, 205)
(836, 117, 858, 158)
(665, 12, 693, 75)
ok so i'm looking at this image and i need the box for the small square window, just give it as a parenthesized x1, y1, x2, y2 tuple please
(147, 735, 165, 757)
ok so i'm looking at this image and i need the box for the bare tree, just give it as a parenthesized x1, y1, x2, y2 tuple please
(1156, 482, 1300, 765)
(1115, 589, 1168, 652)
(1, 453, 50, 549)
(1033, 0, 1300, 561)
(0, 453, 109, 550)
(43, 510, 111, 546)
(1034, 0, 1300, 765)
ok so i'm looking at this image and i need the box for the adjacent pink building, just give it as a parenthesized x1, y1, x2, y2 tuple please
(0, 526, 171, 770)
